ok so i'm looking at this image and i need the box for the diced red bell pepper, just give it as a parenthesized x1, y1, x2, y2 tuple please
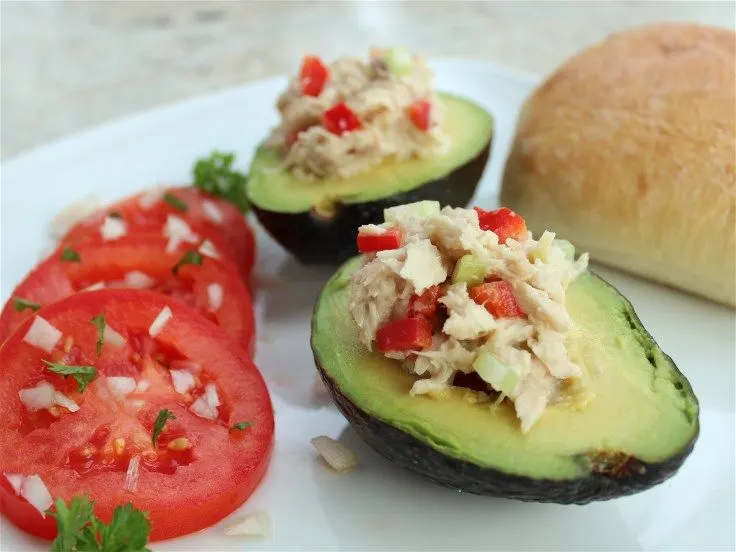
(407, 285, 442, 320)
(474, 207, 528, 244)
(323, 102, 363, 135)
(407, 100, 432, 131)
(470, 281, 525, 318)
(376, 316, 433, 352)
(300, 55, 329, 97)
(357, 227, 403, 253)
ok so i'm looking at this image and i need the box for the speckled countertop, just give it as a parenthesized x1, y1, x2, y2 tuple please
(1, 1, 733, 160)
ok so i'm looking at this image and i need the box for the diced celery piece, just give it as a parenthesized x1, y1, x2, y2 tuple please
(384, 46, 414, 76)
(553, 239, 575, 261)
(473, 351, 521, 396)
(384, 201, 441, 223)
(451, 254, 486, 286)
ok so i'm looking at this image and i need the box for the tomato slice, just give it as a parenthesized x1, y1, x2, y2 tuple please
(0, 290, 274, 541)
(0, 235, 255, 356)
(62, 187, 256, 279)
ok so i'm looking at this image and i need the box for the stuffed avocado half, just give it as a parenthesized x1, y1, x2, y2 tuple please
(310, 202, 698, 503)
(246, 49, 493, 265)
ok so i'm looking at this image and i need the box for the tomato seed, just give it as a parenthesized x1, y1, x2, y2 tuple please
(47, 406, 61, 417)
(167, 437, 190, 451)
(113, 437, 126, 456)
(63, 335, 74, 353)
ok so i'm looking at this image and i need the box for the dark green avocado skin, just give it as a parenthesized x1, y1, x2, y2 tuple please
(253, 142, 491, 266)
(311, 274, 699, 504)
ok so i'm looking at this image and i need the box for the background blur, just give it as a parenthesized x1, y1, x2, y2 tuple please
(1, 0, 734, 161)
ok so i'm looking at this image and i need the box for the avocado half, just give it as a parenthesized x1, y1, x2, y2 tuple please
(247, 93, 493, 265)
(311, 258, 699, 503)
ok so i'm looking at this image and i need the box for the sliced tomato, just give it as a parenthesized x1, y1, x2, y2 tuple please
(474, 207, 528, 244)
(357, 227, 403, 253)
(376, 316, 433, 352)
(0, 235, 255, 356)
(299, 55, 328, 97)
(0, 290, 274, 541)
(323, 103, 363, 135)
(61, 187, 256, 279)
(470, 281, 525, 318)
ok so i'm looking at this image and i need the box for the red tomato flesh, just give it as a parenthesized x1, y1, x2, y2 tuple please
(376, 316, 433, 352)
(407, 285, 442, 321)
(299, 55, 329, 97)
(62, 187, 256, 279)
(407, 100, 432, 131)
(470, 281, 525, 318)
(0, 235, 255, 356)
(357, 228, 403, 253)
(323, 103, 363, 135)
(474, 207, 528, 244)
(0, 290, 274, 541)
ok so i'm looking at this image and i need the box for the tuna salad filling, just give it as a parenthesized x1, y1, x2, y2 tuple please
(348, 202, 590, 432)
(266, 47, 448, 180)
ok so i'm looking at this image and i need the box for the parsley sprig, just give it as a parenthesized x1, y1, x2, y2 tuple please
(49, 495, 151, 552)
(192, 151, 249, 212)
(44, 361, 98, 393)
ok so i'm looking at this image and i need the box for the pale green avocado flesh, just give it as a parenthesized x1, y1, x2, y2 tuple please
(247, 93, 494, 213)
(312, 258, 699, 481)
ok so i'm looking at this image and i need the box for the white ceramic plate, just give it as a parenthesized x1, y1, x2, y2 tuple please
(1, 59, 734, 551)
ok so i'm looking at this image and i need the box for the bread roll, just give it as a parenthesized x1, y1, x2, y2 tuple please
(501, 23, 735, 306)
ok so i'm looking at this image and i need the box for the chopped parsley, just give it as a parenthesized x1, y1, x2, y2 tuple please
(230, 421, 253, 431)
(60, 247, 81, 263)
(163, 192, 188, 212)
(90, 313, 106, 356)
(13, 297, 41, 313)
(152, 408, 176, 446)
(49, 495, 151, 552)
(172, 250, 203, 274)
(44, 361, 98, 393)
(192, 151, 249, 212)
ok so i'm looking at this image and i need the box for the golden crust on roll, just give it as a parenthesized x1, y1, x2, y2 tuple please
(501, 23, 735, 306)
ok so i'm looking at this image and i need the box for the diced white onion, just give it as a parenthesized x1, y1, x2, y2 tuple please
(135, 379, 150, 392)
(169, 370, 196, 395)
(23, 316, 62, 353)
(164, 215, 198, 243)
(204, 382, 220, 408)
(189, 396, 217, 420)
(83, 281, 106, 291)
(207, 283, 223, 312)
(124, 271, 155, 289)
(202, 200, 225, 224)
(100, 215, 127, 241)
(124, 455, 140, 492)
(224, 510, 272, 538)
(107, 377, 137, 399)
(19, 382, 56, 411)
(148, 306, 172, 338)
(198, 239, 220, 259)
(49, 195, 102, 238)
(165, 236, 182, 254)
(311, 436, 358, 474)
(53, 392, 80, 413)
(4, 473, 24, 495)
(169, 360, 201, 373)
(103, 325, 126, 348)
(137, 188, 163, 210)
(20, 475, 53, 518)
